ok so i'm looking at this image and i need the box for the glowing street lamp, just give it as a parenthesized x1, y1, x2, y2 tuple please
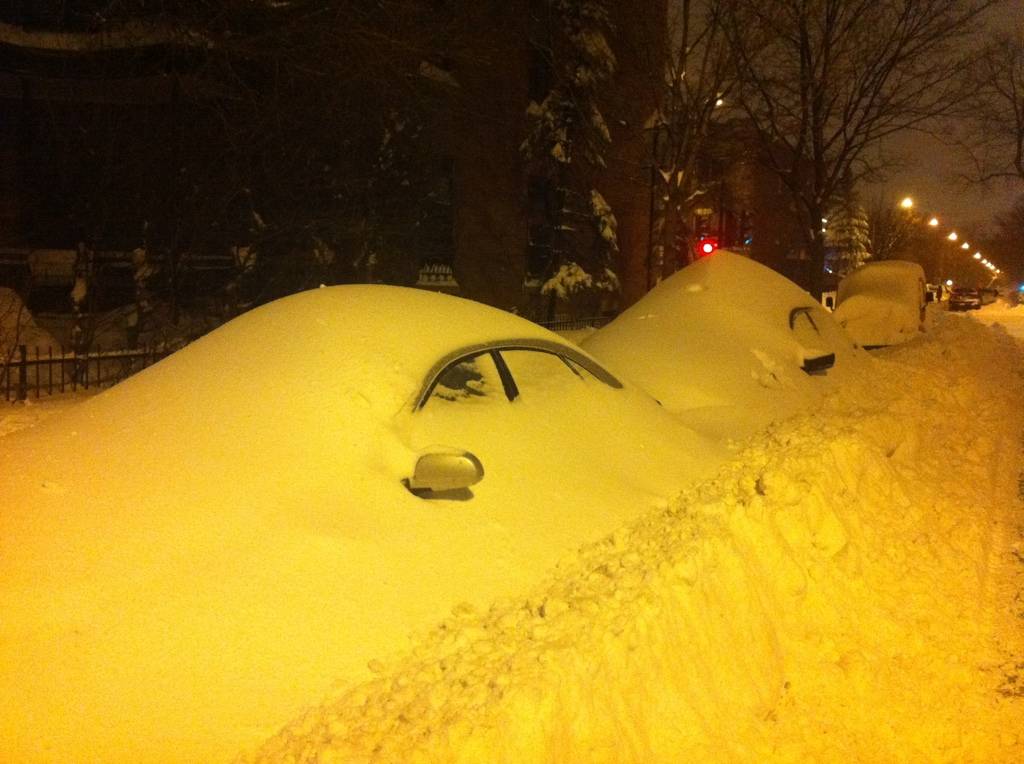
(928, 217, 939, 226)
(973, 252, 982, 259)
(961, 242, 970, 250)
(900, 197, 914, 209)
(947, 232, 958, 241)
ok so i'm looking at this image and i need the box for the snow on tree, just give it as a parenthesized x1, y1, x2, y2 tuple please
(523, 0, 620, 318)
(541, 261, 619, 300)
(825, 186, 872, 278)
(590, 189, 618, 252)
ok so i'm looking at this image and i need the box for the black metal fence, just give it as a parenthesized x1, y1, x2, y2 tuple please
(2, 344, 178, 402)
(2, 314, 610, 403)
(538, 315, 613, 332)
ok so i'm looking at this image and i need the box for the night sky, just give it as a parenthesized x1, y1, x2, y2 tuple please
(873, 2, 1024, 235)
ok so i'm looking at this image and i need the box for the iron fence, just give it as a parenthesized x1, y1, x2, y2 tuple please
(538, 315, 613, 332)
(2, 344, 180, 402)
(2, 314, 610, 403)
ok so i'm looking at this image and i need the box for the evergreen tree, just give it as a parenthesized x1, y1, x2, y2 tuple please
(522, 0, 620, 317)
(826, 188, 871, 278)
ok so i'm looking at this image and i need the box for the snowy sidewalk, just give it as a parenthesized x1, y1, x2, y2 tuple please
(248, 313, 1024, 763)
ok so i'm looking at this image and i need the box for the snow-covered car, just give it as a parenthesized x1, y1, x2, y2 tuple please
(833, 260, 932, 348)
(0, 285, 721, 763)
(581, 251, 858, 440)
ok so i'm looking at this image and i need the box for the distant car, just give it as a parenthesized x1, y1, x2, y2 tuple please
(582, 250, 858, 441)
(833, 260, 932, 348)
(948, 287, 984, 311)
(0, 284, 722, 762)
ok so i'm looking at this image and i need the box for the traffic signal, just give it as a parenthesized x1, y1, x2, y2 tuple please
(697, 236, 718, 257)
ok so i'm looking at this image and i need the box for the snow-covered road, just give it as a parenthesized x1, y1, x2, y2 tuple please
(246, 311, 1024, 762)
(970, 299, 1024, 340)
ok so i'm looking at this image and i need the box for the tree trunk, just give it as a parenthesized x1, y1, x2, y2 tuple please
(805, 206, 827, 300)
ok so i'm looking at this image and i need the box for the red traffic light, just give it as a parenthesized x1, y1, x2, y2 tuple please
(697, 237, 718, 256)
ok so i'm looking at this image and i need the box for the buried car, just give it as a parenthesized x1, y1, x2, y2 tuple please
(582, 251, 858, 441)
(833, 260, 932, 348)
(0, 285, 721, 763)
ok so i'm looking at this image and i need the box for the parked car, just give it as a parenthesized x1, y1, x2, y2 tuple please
(582, 250, 858, 441)
(833, 260, 932, 348)
(0, 285, 722, 763)
(948, 286, 984, 311)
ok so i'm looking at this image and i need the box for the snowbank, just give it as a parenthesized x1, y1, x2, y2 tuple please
(249, 312, 1024, 763)
(1, 287, 57, 356)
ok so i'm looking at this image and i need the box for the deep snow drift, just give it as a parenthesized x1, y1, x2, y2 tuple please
(248, 310, 1024, 763)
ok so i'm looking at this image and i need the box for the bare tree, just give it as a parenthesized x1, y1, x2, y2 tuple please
(721, 0, 995, 298)
(962, 34, 1024, 183)
(867, 194, 918, 262)
(643, 0, 736, 285)
(985, 194, 1024, 281)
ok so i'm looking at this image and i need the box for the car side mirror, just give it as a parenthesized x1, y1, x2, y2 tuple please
(801, 352, 836, 375)
(404, 451, 484, 495)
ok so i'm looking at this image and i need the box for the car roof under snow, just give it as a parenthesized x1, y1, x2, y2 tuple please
(73, 285, 572, 423)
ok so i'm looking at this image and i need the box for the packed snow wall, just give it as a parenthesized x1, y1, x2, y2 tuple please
(248, 314, 1024, 763)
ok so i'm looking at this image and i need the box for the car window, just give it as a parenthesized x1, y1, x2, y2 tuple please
(498, 349, 587, 398)
(427, 352, 505, 405)
(790, 307, 828, 350)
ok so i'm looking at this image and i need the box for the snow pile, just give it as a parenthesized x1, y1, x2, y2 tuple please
(248, 312, 1024, 763)
(970, 300, 1024, 341)
(1, 287, 57, 356)
(833, 260, 928, 348)
(0, 393, 92, 438)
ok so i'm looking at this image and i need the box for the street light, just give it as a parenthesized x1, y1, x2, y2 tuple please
(900, 197, 914, 209)
(928, 217, 939, 226)
(973, 252, 982, 259)
(961, 242, 970, 250)
(947, 232, 958, 241)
